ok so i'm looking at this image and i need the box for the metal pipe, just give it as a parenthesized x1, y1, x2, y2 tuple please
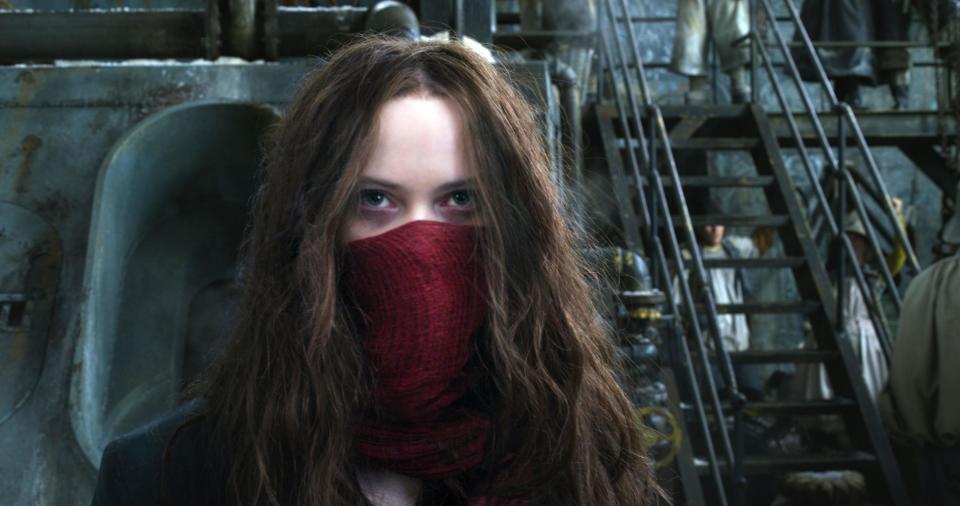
(365, 1, 420, 40)
(838, 118, 847, 336)
(275, 6, 366, 56)
(550, 59, 584, 195)
(224, 0, 257, 59)
(649, 104, 659, 287)
(750, 0, 759, 104)
(0, 10, 207, 61)
(492, 30, 596, 48)
(0, 5, 385, 62)
(783, 40, 947, 48)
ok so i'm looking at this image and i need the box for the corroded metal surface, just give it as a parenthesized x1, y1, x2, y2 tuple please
(0, 62, 304, 506)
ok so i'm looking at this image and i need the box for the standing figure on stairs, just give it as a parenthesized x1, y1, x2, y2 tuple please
(797, 197, 906, 404)
(671, 0, 752, 103)
(675, 208, 776, 400)
(792, 0, 912, 109)
(796, 211, 895, 404)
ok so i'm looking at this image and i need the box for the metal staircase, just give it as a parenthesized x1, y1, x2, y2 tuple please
(592, 0, 922, 504)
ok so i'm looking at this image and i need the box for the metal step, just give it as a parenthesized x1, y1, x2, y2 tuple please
(682, 399, 858, 416)
(699, 257, 805, 269)
(730, 349, 840, 364)
(694, 452, 878, 474)
(668, 138, 761, 150)
(669, 257, 805, 270)
(673, 214, 791, 227)
(660, 175, 775, 187)
(617, 137, 760, 152)
(698, 301, 822, 315)
(658, 104, 748, 118)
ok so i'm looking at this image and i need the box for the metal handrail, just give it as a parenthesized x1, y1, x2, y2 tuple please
(750, 28, 895, 357)
(747, 0, 919, 356)
(596, 2, 924, 503)
(606, 0, 741, 425)
(600, 0, 748, 502)
(777, 0, 920, 272)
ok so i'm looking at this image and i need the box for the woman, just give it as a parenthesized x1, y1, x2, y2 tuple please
(91, 37, 658, 505)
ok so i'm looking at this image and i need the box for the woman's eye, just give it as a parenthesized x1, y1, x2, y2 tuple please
(445, 190, 473, 208)
(359, 190, 393, 209)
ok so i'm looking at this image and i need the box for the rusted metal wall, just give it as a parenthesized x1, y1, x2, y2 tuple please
(0, 60, 306, 505)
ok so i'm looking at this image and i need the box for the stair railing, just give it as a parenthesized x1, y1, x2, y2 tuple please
(599, 0, 750, 503)
(743, 0, 924, 358)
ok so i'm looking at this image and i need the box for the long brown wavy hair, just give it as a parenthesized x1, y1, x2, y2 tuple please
(194, 36, 657, 505)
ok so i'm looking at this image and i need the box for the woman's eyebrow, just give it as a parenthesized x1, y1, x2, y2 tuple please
(357, 177, 403, 189)
(435, 178, 476, 192)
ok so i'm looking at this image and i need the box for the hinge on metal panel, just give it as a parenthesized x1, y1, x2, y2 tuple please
(0, 293, 30, 331)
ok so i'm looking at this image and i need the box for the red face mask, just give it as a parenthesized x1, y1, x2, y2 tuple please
(344, 220, 489, 479)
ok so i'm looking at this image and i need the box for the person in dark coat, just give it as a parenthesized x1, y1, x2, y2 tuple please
(792, 0, 912, 108)
(91, 36, 662, 506)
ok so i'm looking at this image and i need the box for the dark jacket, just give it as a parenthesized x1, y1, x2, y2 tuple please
(91, 399, 225, 506)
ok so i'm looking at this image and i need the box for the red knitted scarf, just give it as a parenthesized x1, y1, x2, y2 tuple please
(345, 220, 490, 481)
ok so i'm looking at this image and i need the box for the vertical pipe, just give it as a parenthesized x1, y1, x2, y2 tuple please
(750, 0, 758, 103)
(837, 114, 847, 337)
(649, 106, 659, 289)
(733, 407, 745, 506)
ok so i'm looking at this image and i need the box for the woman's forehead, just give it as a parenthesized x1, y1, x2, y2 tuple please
(360, 95, 471, 188)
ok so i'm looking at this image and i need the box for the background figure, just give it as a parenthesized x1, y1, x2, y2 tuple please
(676, 216, 775, 400)
(797, 214, 890, 403)
(874, 0, 912, 108)
(671, 0, 752, 103)
(879, 210, 960, 505)
(793, 0, 912, 109)
(797, 198, 906, 403)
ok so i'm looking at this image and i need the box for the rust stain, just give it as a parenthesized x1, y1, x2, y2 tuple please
(147, 82, 195, 104)
(1, 71, 42, 189)
(89, 109, 109, 134)
(14, 70, 35, 87)
(14, 135, 42, 195)
(34, 192, 69, 223)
